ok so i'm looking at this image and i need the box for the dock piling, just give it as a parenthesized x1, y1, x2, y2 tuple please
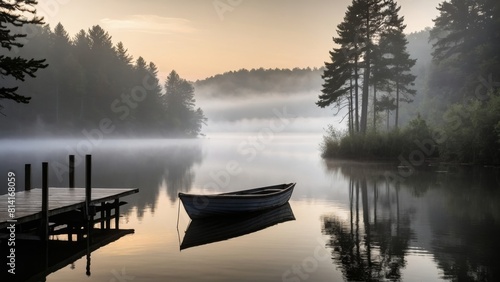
(41, 162, 49, 241)
(114, 199, 120, 229)
(85, 155, 94, 228)
(25, 164, 31, 191)
(69, 155, 75, 188)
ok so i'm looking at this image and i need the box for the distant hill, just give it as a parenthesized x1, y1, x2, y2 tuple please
(194, 67, 324, 97)
(193, 30, 435, 127)
(194, 29, 432, 100)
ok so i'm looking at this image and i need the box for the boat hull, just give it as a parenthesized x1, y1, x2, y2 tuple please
(178, 183, 295, 219)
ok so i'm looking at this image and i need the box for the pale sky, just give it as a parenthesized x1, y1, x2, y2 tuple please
(38, 0, 441, 81)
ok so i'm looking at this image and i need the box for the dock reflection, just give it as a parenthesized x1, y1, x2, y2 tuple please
(0, 228, 134, 282)
(180, 203, 295, 250)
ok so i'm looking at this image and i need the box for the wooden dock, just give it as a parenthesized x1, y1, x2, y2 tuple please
(0, 154, 139, 241)
(0, 187, 138, 230)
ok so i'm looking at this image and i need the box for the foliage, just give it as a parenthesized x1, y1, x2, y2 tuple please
(0, 0, 47, 113)
(440, 92, 500, 163)
(376, 95, 396, 130)
(429, 0, 500, 104)
(425, 0, 500, 164)
(321, 0, 500, 165)
(318, 0, 416, 135)
(380, 0, 416, 128)
(321, 115, 435, 160)
(0, 23, 206, 137)
(164, 70, 206, 137)
(195, 67, 323, 97)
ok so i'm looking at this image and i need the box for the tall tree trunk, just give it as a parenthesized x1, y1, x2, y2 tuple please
(373, 85, 377, 132)
(361, 13, 371, 135)
(386, 109, 390, 131)
(395, 77, 400, 129)
(354, 53, 360, 133)
(361, 67, 370, 135)
(350, 76, 354, 135)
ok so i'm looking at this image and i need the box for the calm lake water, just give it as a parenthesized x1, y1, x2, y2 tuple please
(1, 133, 499, 281)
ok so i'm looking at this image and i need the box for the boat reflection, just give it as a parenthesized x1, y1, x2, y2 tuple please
(180, 203, 295, 250)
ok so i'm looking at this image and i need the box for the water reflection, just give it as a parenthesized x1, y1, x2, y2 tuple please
(0, 229, 133, 282)
(0, 139, 204, 218)
(322, 161, 500, 281)
(322, 163, 413, 281)
(180, 203, 295, 250)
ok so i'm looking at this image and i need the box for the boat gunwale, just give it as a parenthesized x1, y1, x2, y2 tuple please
(178, 183, 295, 200)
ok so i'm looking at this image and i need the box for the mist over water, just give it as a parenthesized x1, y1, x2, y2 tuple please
(195, 89, 344, 134)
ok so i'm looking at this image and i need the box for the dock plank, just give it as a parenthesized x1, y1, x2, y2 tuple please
(0, 188, 138, 229)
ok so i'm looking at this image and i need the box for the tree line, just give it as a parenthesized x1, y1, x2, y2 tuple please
(195, 67, 324, 97)
(319, 0, 500, 164)
(0, 3, 205, 138)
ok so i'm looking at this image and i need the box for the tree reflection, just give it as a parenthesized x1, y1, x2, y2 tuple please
(322, 161, 500, 281)
(428, 169, 500, 281)
(0, 140, 204, 219)
(322, 163, 413, 281)
(90, 142, 203, 217)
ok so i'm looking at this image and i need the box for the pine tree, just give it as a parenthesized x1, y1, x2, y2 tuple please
(50, 23, 73, 125)
(371, 43, 391, 131)
(164, 70, 206, 137)
(381, 0, 416, 128)
(319, 0, 389, 135)
(376, 95, 397, 131)
(317, 48, 352, 122)
(87, 25, 116, 119)
(133, 57, 167, 131)
(318, 1, 364, 134)
(72, 29, 91, 121)
(430, 0, 500, 104)
(357, 0, 387, 134)
(116, 42, 133, 66)
(0, 0, 47, 113)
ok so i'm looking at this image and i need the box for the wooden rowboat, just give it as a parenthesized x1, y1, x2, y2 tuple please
(180, 203, 295, 250)
(178, 183, 295, 219)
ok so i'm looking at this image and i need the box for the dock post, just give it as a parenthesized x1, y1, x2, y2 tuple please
(69, 155, 75, 188)
(100, 203, 105, 229)
(114, 199, 120, 229)
(25, 164, 31, 191)
(85, 155, 93, 229)
(41, 162, 49, 241)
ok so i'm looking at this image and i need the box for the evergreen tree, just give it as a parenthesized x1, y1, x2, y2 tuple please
(318, 1, 364, 134)
(430, 0, 500, 103)
(72, 29, 91, 121)
(376, 95, 397, 131)
(0, 0, 47, 113)
(147, 61, 166, 129)
(357, 0, 387, 134)
(317, 47, 353, 126)
(381, 0, 416, 128)
(164, 70, 206, 137)
(73, 29, 91, 51)
(0, 20, 207, 137)
(370, 43, 391, 131)
(87, 25, 116, 119)
(49, 23, 73, 125)
(317, 0, 406, 134)
(132, 57, 167, 132)
(147, 62, 163, 98)
(116, 41, 133, 65)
